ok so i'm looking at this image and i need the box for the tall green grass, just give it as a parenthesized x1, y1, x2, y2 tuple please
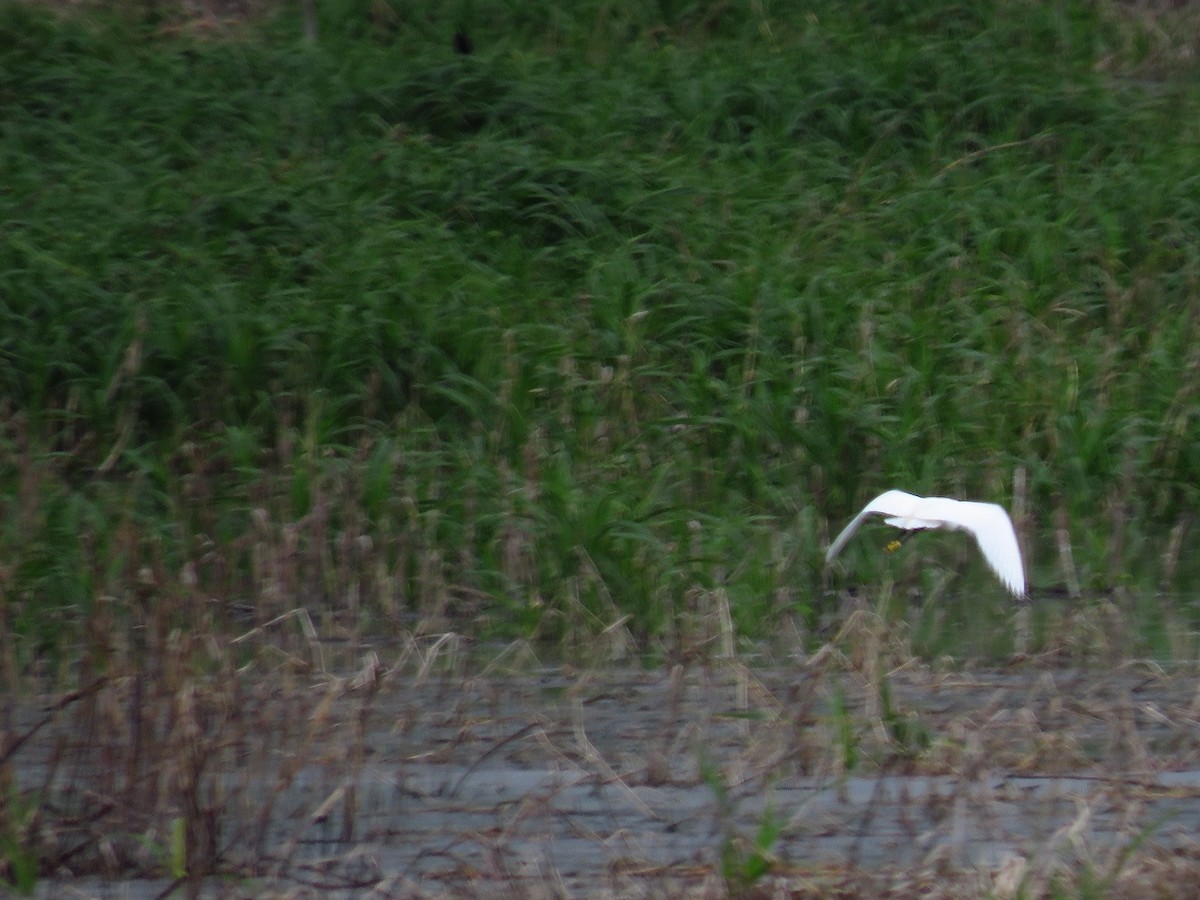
(2, 0, 1199, 662)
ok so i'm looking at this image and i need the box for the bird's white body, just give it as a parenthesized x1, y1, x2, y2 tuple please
(825, 489, 1026, 598)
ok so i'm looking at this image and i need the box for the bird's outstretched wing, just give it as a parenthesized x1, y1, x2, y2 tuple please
(825, 490, 921, 563)
(949, 501, 1026, 597)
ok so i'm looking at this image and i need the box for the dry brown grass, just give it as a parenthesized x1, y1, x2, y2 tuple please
(6, 601, 1200, 897)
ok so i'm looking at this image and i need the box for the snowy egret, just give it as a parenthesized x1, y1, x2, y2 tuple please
(825, 489, 1026, 598)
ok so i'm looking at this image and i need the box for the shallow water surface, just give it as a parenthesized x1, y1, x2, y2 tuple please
(17, 663, 1200, 897)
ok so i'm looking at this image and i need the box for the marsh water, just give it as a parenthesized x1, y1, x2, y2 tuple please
(16, 660, 1200, 897)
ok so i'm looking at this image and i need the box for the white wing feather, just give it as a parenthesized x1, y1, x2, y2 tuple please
(825, 490, 921, 563)
(944, 501, 1025, 597)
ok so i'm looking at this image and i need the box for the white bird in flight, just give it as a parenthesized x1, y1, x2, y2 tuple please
(825, 489, 1026, 598)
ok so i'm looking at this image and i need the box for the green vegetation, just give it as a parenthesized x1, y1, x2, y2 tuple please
(2, 0, 1200, 667)
(704, 756, 781, 895)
